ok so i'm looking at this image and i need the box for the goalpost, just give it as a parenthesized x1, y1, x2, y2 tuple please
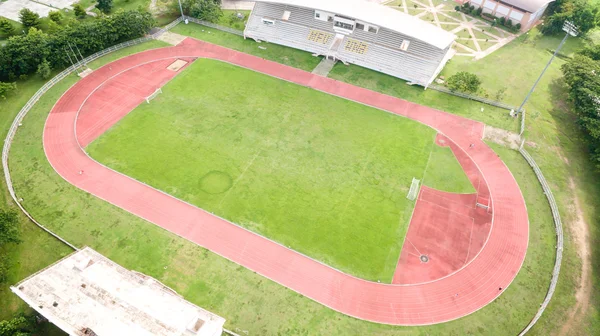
(145, 88, 162, 104)
(406, 177, 420, 201)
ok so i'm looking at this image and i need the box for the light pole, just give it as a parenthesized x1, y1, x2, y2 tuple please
(177, 0, 184, 20)
(516, 21, 578, 115)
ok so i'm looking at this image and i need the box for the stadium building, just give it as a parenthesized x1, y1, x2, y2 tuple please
(243, 0, 456, 87)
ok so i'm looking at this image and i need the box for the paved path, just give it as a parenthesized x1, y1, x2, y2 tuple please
(311, 58, 336, 76)
(43, 38, 528, 325)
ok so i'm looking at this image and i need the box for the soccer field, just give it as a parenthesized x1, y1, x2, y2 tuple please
(86, 58, 472, 281)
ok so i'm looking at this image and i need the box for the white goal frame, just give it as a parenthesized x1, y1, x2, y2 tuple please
(406, 177, 420, 201)
(145, 88, 162, 103)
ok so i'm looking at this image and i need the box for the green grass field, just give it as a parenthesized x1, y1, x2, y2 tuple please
(86, 58, 474, 281)
(0, 24, 579, 335)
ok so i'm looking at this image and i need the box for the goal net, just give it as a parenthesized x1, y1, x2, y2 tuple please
(145, 88, 162, 104)
(406, 178, 420, 201)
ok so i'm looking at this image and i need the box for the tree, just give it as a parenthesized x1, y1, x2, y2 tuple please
(19, 8, 40, 28)
(73, 4, 87, 18)
(0, 18, 15, 36)
(37, 59, 51, 79)
(96, 0, 113, 14)
(48, 10, 63, 23)
(0, 316, 30, 336)
(561, 54, 600, 169)
(580, 44, 600, 60)
(541, 0, 599, 35)
(0, 210, 19, 247)
(181, 0, 223, 22)
(0, 82, 17, 99)
(447, 72, 482, 94)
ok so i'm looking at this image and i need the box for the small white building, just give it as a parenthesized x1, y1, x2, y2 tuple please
(11, 247, 225, 336)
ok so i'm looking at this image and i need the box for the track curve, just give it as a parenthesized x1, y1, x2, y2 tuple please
(42, 38, 528, 325)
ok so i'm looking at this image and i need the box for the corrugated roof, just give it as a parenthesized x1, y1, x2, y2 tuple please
(252, 0, 456, 49)
(499, 0, 555, 13)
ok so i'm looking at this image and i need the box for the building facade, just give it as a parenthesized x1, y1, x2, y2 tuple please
(459, 0, 555, 31)
(244, 0, 456, 87)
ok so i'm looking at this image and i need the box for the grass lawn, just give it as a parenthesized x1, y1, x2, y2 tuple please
(423, 144, 475, 193)
(4, 33, 562, 334)
(170, 22, 322, 71)
(85, 58, 451, 281)
(327, 63, 518, 131)
(218, 9, 250, 30)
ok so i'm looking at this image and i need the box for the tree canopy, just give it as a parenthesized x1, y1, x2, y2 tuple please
(180, 0, 223, 22)
(561, 49, 600, 169)
(541, 0, 599, 35)
(18, 8, 40, 28)
(0, 10, 155, 81)
(447, 72, 482, 94)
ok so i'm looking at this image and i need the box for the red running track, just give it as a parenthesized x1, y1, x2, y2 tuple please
(42, 38, 528, 325)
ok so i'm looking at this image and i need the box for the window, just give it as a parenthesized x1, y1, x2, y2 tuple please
(334, 21, 354, 30)
(356, 23, 365, 30)
(315, 10, 333, 22)
(400, 40, 410, 51)
(327, 16, 334, 22)
(262, 18, 275, 26)
(368, 26, 378, 33)
(315, 12, 320, 19)
(282, 11, 291, 21)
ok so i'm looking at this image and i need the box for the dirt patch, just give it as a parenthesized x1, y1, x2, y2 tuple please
(157, 31, 188, 46)
(559, 178, 592, 335)
(483, 125, 521, 149)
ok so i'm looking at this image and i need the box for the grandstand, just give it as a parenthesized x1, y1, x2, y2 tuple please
(243, 0, 456, 87)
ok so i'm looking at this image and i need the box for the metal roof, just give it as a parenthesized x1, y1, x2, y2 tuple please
(253, 0, 456, 49)
(499, 0, 555, 13)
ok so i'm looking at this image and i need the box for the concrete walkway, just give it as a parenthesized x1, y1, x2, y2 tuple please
(221, 0, 255, 10)
(311, 58, 336, 76)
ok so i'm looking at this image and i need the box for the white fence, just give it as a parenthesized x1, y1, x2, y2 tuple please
(1, 19, 183, 251)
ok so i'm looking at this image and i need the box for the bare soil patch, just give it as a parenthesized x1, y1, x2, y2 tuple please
(559, 178, 592, 335)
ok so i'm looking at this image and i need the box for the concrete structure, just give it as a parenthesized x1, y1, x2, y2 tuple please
(244, 0, 456, 87)
(0, 0, 78, 22)
(458, 0, 555, 31)
(11, 247, 225, 336)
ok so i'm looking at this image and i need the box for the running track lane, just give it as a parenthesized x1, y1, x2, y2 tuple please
(42, 38, 528, 325)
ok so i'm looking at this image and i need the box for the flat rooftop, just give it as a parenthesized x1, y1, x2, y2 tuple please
(11, 247, 225, 336)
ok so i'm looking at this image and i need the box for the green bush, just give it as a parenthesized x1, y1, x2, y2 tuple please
(0, 18, 15, 36)
(0, 81, 17, 99)
(499, 16, 506, 25)
(506, 19, 513, 27)
(73, 4, 87, 18)
(19, 8, 40, 28)
(515, 23, 522, 30)
(455, 5, 460, 11)
(447, 72, 482, 94)
(36, 59, 51, 79)
(476, 7, 482, 15)
(48, 10, 63, 23)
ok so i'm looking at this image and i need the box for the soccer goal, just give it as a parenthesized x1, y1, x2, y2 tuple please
(406, 178, 420, 201)
(145, 88, 162, 104)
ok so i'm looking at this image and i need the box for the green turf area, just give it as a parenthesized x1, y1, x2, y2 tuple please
(3, 30, 589, 335)
(85, 58, 448, 281)
(327, 62, 518, 131)
(422, 144, 475, 193)
(170, 22, 322, 71)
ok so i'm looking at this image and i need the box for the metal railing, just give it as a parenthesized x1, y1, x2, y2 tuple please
(429, 84, 516, 111)
(517, 147, 563, 335)
(2, 20, 182, 251)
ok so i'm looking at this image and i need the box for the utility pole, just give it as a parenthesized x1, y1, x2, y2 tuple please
(178, 0, 184, 19)
(516, 21, 578, 114)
